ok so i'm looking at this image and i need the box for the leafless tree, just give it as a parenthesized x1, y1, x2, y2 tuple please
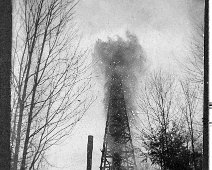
(11, 0, 93, 169)
(136, 70, 178, 134)
(134, 70, 180, 169)
(180, 22, 204, 170)
(180, 80, 203, 170)
(184, 23, 204, 85)
(134, 70, 203, 169)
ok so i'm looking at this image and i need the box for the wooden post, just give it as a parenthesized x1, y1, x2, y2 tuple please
(203, 1, 209, 169)
(87, 135, 93, 170)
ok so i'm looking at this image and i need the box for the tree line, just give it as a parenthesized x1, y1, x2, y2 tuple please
(133, 24, 204, 170)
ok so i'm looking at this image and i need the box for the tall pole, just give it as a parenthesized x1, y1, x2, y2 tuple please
(203, 0, 209, 169)
(0, 0, 12, 169)
(87, 135, 93, 170)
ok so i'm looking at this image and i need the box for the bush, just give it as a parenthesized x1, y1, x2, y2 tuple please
(147, 123, 201, 170)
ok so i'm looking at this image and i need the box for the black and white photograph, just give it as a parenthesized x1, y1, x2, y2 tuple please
(0, 0, 209, 170)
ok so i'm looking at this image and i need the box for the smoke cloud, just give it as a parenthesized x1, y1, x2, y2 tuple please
(93, 32, 146, 114)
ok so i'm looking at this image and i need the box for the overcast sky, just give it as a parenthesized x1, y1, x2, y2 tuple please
(48, 0, 204, 169)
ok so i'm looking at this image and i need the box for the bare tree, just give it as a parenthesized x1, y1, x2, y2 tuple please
(135, 70, 180, 170)
(184, 24, 204, 85)
(180, 81, 203, 170)
(136, 70, 178, 134)
(134, 70, 203, 170)
(181, 22, 204, 170)
(11, 0, 93, 169)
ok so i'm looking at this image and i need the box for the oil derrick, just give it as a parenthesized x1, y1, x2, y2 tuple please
(100, 73, 137, 170)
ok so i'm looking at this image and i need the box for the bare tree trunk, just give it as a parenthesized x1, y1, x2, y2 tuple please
(13, 11, 40, 168)
(188, 102, 197, 170)
(21, 6, 49, 168)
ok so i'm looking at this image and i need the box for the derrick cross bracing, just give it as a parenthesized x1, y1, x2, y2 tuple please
(100, 74, 137, 170)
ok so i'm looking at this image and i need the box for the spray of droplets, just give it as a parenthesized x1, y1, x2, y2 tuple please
(93, 31, 146, 114)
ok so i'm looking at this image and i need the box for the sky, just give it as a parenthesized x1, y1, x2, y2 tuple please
(48, 0, 204, 169)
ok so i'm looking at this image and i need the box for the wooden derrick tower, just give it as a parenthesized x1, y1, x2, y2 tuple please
(100, 74, 137, 170)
